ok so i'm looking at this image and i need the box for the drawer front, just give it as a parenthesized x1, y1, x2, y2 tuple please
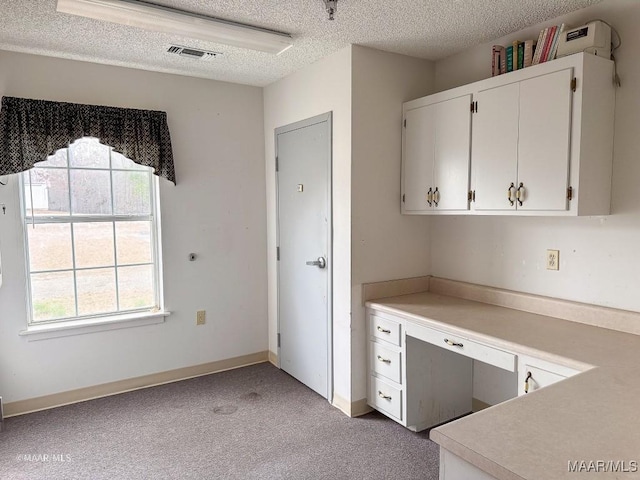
(370, 314, 402, 346)
(523, 364, 566, 394)
(370, 376, 402, 420)
(370, 341, 402, 384)
(406, 322, 516, 372)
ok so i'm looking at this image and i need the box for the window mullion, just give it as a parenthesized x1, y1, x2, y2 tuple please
(109, 148, 121, 312)
(66, 147, 80, 318)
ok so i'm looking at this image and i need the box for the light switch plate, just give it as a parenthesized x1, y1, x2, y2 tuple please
(546, 250, 560, 270)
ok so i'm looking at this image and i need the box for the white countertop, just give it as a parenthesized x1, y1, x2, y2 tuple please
(367, 291, 640, 480)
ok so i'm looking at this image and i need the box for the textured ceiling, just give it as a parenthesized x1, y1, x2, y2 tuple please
(0, 0, 601, 87)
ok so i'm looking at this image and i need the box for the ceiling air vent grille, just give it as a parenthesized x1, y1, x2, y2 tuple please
(167, 45, 221, 61)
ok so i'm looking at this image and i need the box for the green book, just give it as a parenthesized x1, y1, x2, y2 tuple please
(517, 42, 525, 69)
(506, 45, 513, 72)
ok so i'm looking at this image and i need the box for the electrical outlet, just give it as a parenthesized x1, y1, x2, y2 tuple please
(196, 310, 206, 325)
(546, 250, 560, 271)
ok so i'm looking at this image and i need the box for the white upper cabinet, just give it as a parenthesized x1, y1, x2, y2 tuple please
(473, 68, 573, 211)
(402, 94, 472, 214)
(403, 53, 615, 216)
(472, 83, 520, 211)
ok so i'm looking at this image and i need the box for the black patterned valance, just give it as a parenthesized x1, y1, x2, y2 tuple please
(0, 96, 176, 184)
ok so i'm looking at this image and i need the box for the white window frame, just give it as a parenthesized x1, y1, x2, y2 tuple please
(18, 140, 167, 335)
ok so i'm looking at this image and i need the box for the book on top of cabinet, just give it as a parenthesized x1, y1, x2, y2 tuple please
(492, 22, 569, 75)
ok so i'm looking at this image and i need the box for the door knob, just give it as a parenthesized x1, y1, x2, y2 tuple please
(306, 256, 326, 269)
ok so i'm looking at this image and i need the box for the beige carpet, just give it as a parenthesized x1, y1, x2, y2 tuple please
(0, 363, 439, 479)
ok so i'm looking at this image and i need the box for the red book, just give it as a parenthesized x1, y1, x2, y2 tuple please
(541, 25, 557, 62)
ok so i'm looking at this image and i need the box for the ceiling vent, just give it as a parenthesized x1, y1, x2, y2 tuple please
(167, 45, 221, 61)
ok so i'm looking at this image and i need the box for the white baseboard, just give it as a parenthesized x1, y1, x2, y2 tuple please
(332, 394, 372, 417)
(268, 350, 278, 367)
(5, 351, 269, 417)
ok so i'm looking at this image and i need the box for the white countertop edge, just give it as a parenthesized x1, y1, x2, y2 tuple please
(18, 311, 171, 341)
(431, 429, 527, 480)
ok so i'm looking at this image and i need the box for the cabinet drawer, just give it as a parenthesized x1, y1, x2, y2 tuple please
(370, 376, 402, 421)
(370, 341, 402, 384)
(522, 365, 567, 395)
(370, 315, 402, 346)
(406, 322, 516, 372)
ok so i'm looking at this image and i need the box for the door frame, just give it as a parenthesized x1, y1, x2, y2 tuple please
(275, 111, 333, 401)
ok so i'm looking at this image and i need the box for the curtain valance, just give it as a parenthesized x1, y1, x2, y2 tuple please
(0, 96, 176, 184)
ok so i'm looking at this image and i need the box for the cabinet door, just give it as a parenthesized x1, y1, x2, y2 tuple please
(472, 83, 519, 211)
(433, 95, 472, 211)
(517, 69, 573, 211)
(402, 105, 435, 212)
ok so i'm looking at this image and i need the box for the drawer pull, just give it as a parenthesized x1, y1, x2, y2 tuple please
(377, 355, 391, 364)
(378, 391, 392, 401)
(377, 326, 391, 334)
(524, 371, 532, 394)
(444, 338, 464, 348)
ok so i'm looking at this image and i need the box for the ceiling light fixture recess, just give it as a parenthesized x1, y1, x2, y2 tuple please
(56, 0, 293, 55)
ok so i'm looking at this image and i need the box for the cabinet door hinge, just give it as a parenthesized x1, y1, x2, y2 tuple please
(567, 186, 573, 201)
(571, 77, 577, 92)
(277, 246, 280, 260)
(277, 333, 281, 348)
(275, 156, 279, 172)
(402, 194, 405, 203)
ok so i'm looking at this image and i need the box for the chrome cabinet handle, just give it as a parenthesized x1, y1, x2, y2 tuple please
(377, 355, 391, 364)
(378, 391, 392, 401)
(305, 256, 326, 269)
(444, 338, 464, 348)
(376, 326, 391, 334)
(433, 187, 440, 207)
(508, 182, 516, 206)
(516, 182, 525, 206)
(427, 187, 433, 206)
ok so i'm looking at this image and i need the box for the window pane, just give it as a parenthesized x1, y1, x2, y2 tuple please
(74, 222, 115, 268)
(36, 148, 67, 168)
(111, 151, 148, 171)
(28, 224, 73, 271)
(118, 265, 154, 310)
(24, 168, 70, 216)
(76, 268, 117, 316)
(116, 221, 152, 265)
(70, 169, 112, 215)
(69, 137, 109, 169)
(31, 271, 75, 321)
(113, 171, 151, 215)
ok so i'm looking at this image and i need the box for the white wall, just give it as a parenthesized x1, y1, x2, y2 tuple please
(263, 47, 353, 406)
(432, 0, 640, 313)
(350, 46, 433, 401)
(0, 51, 268, 403)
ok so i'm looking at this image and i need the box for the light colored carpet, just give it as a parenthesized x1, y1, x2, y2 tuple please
(0, 363, 439, 479)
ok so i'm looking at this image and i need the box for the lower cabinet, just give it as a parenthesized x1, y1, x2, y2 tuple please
(366, 309, 516, 432)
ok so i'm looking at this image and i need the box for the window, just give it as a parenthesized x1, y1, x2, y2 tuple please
(21, 137, 163, 324)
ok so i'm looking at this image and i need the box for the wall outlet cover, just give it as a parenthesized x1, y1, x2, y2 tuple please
(546, 250, 560, 270)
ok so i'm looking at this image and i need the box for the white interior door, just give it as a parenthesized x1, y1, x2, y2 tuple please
(276, 113, 331, 399)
